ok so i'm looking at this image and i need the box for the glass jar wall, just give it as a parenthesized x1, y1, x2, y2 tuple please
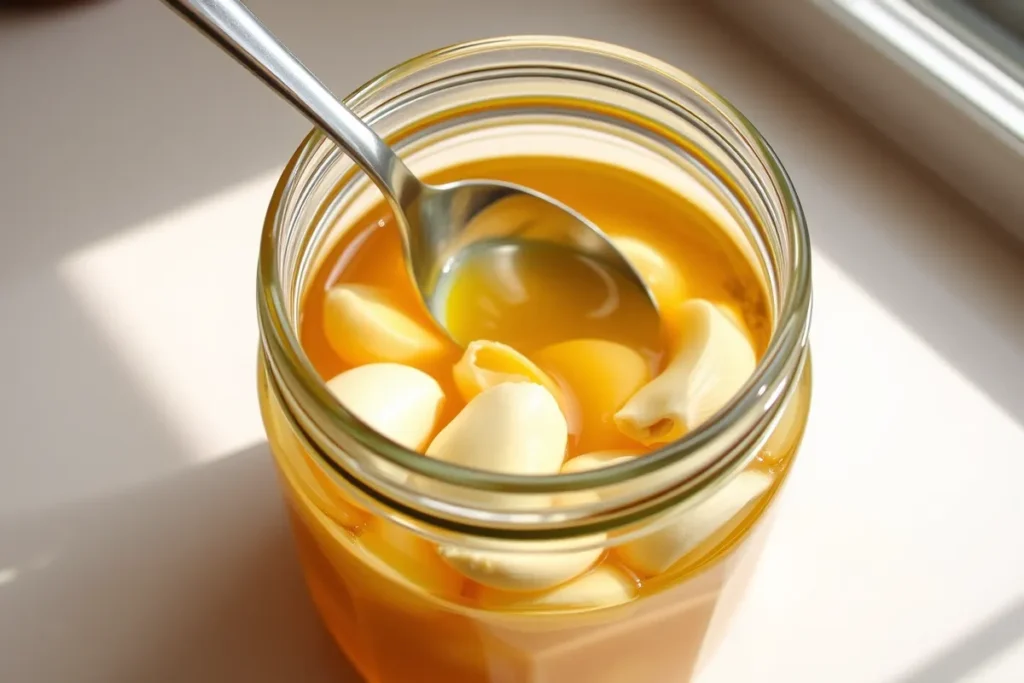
(256, 36, 812, 683)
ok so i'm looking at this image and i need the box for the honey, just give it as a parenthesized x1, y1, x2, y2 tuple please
(254, 150, 810, 682)
(251, 32, 818, 682)
(299, 155, 772, 456)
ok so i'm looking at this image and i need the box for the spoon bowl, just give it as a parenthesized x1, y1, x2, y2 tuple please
(163, 0, 661, 344)
(410, 179, 661, 342)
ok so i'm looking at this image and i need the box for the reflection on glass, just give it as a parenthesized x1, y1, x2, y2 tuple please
(968, 0, 1024, 41)
(927, 0, 1024, 74)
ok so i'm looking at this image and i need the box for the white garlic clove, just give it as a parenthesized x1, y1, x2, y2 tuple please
(561, 451, 643, 506)
(715, 302, 752, 342)
(615, 299, 756, 445)
(613, 236, 687, 314)
(616, 470, 772, 576)
(323, 284, 445, 367)
(439, 488, 605, 592)
(326, 363, 445, 452)
(561, 450, 641, 474)
(426, 382, 567, 475)
(427, 383, 592, 591)
(439, 537, 603, 593)
(452, 340, 562, 406)
(477, 566, 638, 611)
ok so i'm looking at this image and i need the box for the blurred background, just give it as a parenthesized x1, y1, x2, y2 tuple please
(0, 1, 1022, 682)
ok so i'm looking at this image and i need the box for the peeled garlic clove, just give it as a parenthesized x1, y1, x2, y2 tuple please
(426, 382, 567, 475)
(613, 236, 687, 313)
(440, 488, 604, 591)
(533, 339, 650, 452)
(439, 536, 603, 593)
(323, 284, 445, 367)
(565, 454, 643, 507)
(561, 450, 641, 474)
(326, 363, 444, 451)
(561, 451, 642, 504)
(358, 518, 463, 598)
(453, 340, 562, 405)
(617, 470, 771, 576)
(615, 299, 756, 445)
(478, 566, 637, 611)
(428, 384, 593, 590)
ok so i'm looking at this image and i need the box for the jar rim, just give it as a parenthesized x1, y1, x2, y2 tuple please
(257, 35, 812, 501)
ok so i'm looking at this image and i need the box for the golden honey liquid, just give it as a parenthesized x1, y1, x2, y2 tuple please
(273, 154, 805, 682)
(441, 240, 663, 355)
(300, 155, 771, 455)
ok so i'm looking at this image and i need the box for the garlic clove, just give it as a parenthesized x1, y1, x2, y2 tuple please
(615, 299, 756, 446)
(326, 363, 445, 452)
(616, 470, 772, 576)
(452, 340, 562, 406)
(424, 374, 596, 592)
(561, 450, 641, 474)
(613, 236, 687, 314)
(438, 488, 605, 592)
(533, 339, 650, 452)
(561, 451, 643, 505)
(439, 542, 603, 593)
(477, 566, 637, 611)
(323, 284, 445, 367)
(715, 302, 751, 341)
(426, 382, 567, 475)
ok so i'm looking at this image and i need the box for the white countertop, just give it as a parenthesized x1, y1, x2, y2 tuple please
(1, 1, 1022, 681)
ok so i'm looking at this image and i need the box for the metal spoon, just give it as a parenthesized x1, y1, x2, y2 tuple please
(162, 0, 660, 343)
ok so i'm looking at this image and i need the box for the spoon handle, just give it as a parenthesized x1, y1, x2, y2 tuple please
(162, 0, 420, 205)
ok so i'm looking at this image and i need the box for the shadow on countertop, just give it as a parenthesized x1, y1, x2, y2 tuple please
(0, 443, 362, 683)
(890, 597, 1024, 683)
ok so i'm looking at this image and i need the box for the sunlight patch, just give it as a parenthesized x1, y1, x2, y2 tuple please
(58, 171, 279, 463)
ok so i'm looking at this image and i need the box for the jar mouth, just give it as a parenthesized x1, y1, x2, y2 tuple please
(258, 36, 811, 504)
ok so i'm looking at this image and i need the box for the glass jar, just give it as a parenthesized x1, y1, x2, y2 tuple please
(256, 36, 811, 683)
